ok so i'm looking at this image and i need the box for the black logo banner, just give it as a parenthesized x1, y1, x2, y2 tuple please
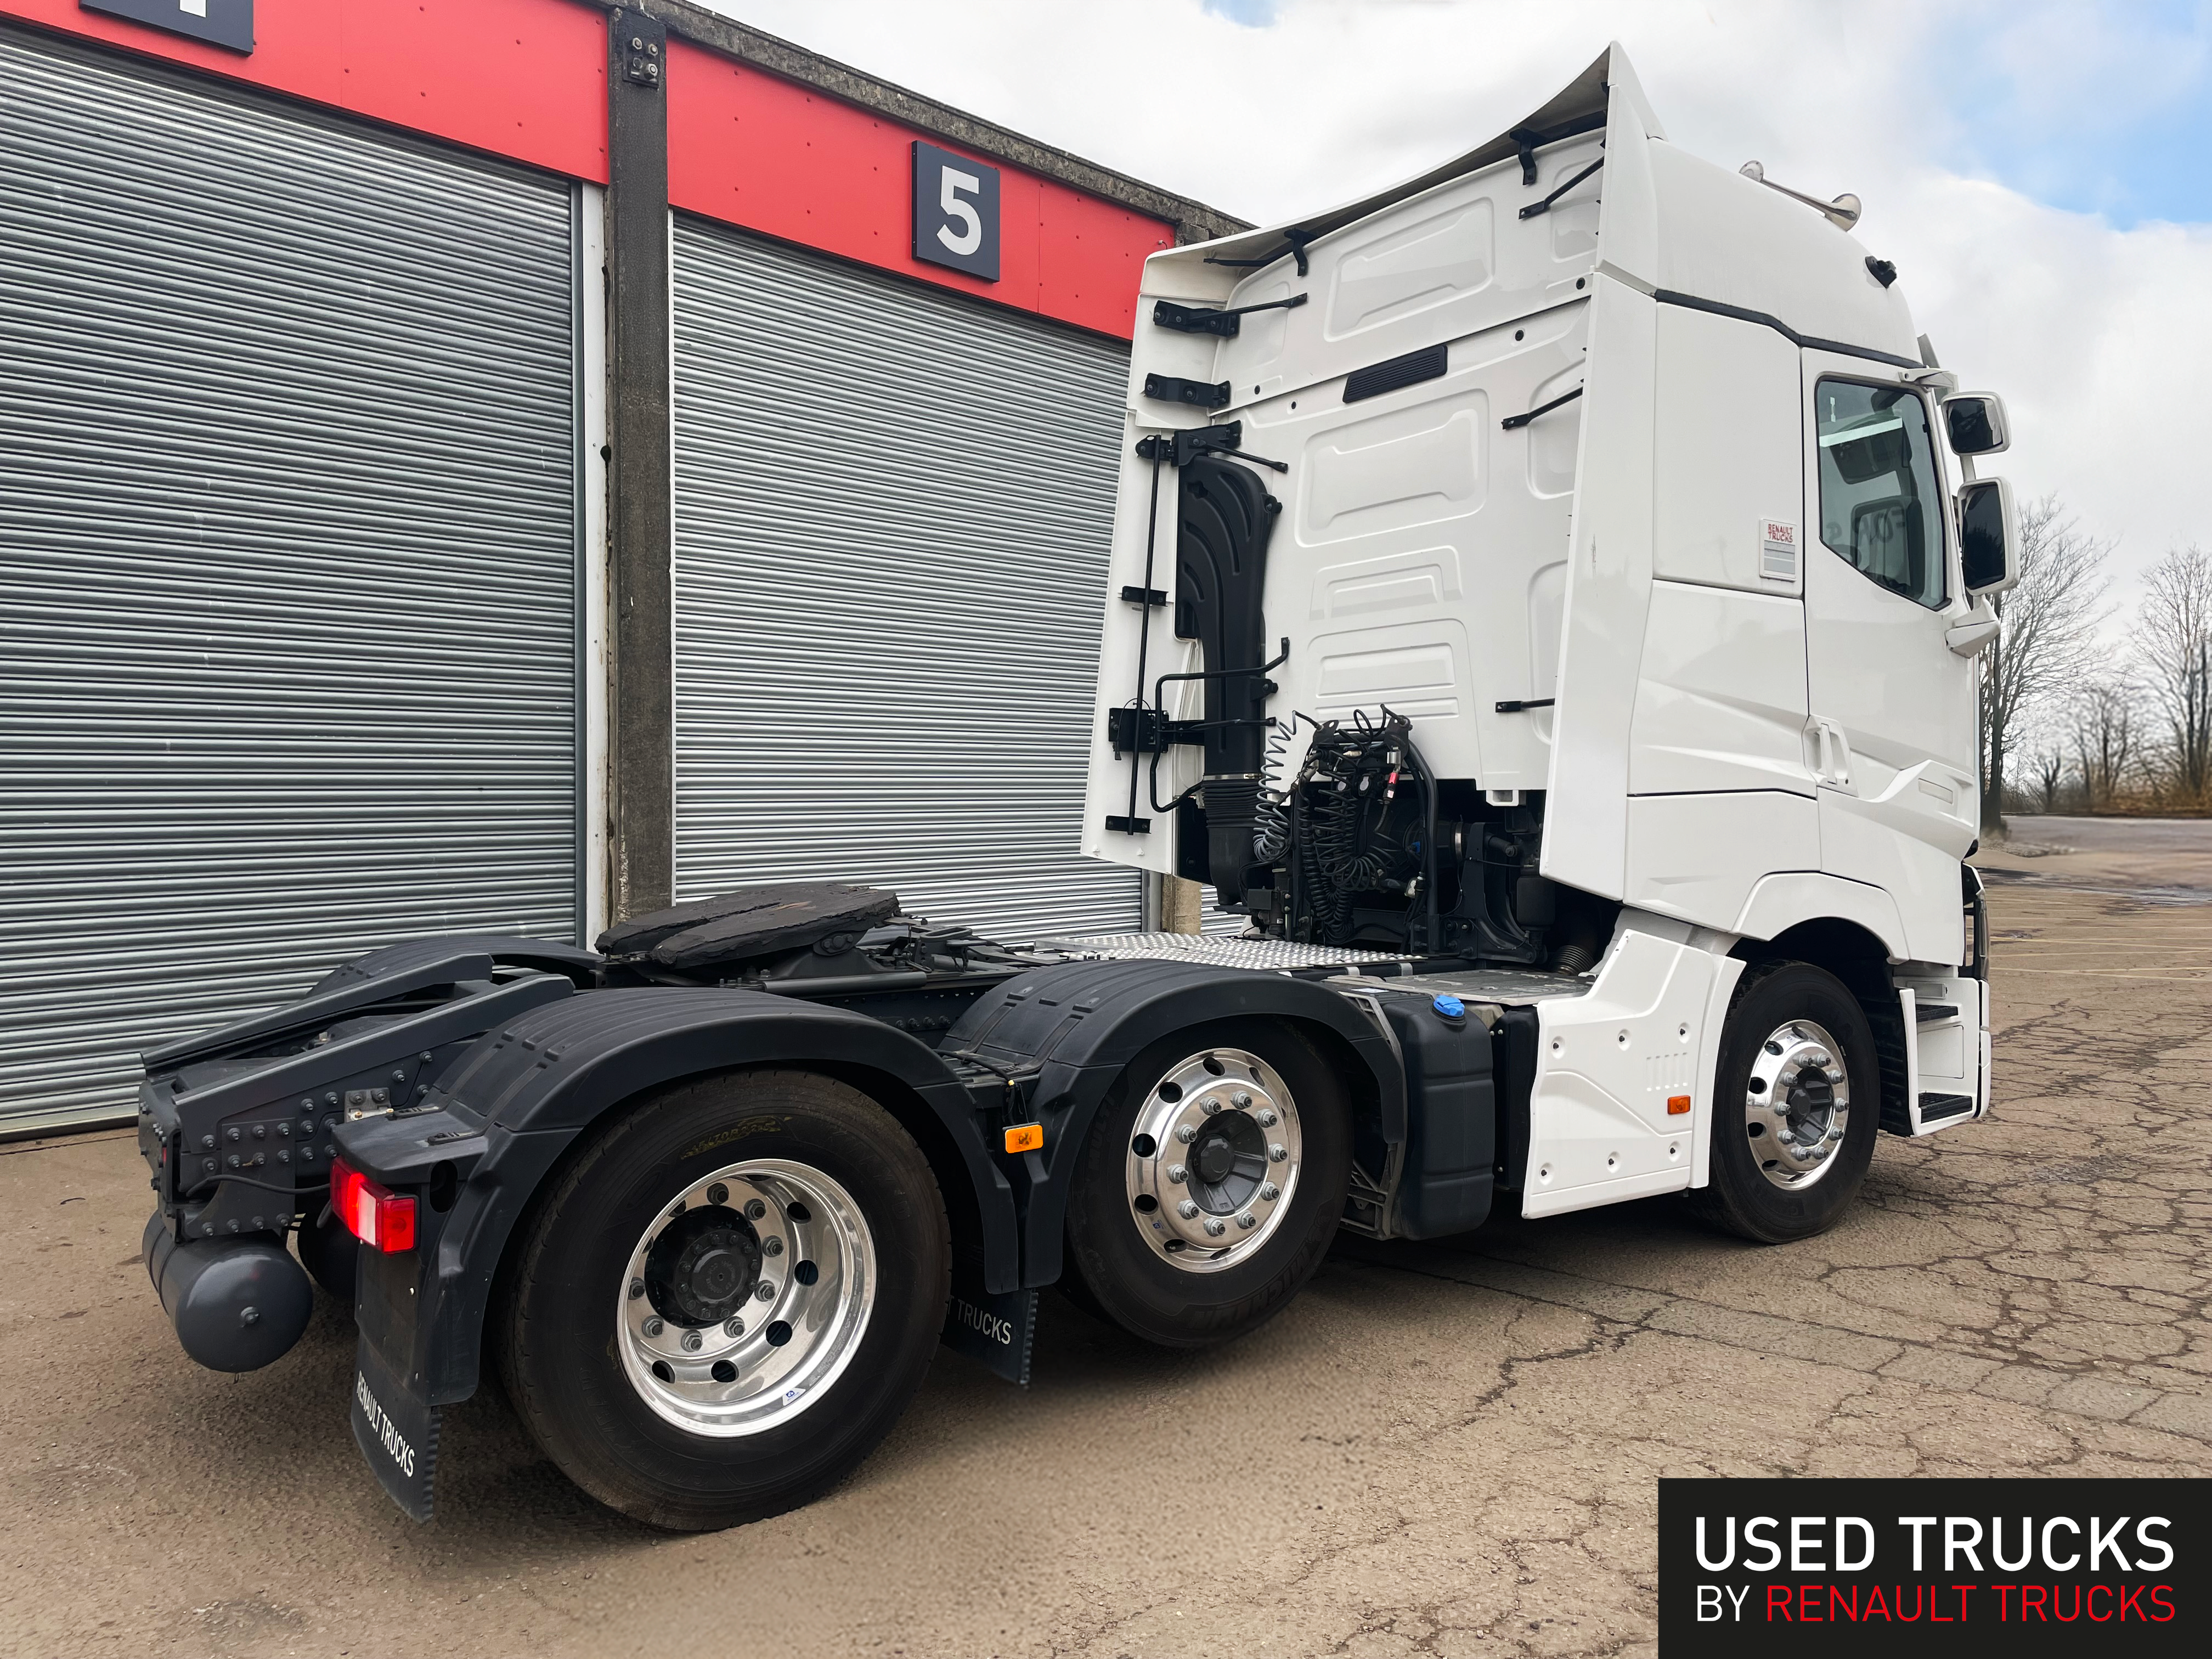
(1660, 1477, 2208, 1656)
(82, 1, 255, 55)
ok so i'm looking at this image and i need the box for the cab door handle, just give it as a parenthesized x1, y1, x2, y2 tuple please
(1809, 718, 1853, 789)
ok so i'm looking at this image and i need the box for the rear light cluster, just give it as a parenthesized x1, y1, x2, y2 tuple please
(331, 1156, 416, 1253)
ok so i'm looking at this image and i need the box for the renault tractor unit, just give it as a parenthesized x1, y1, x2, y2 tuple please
(131, 46, 2017, 1530)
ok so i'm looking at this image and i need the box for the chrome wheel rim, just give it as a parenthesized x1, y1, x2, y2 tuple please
(1125, 1047, 1299, 1274)
(1745, 1019, 1851, 1190)
(616, 1158, 874, 1437)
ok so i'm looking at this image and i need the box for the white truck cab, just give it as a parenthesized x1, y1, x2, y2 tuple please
(1079, 43, 2013, 1231)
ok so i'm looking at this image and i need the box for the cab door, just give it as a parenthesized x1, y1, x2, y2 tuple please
(1799, 354, 1978, 966)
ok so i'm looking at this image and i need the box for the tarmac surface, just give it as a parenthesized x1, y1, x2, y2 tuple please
(3, 820, 2210, 1658)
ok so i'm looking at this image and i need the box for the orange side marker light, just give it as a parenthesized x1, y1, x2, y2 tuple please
(1004, 1123, 1045, 1154)
(1667, 1094, 1692, 1116)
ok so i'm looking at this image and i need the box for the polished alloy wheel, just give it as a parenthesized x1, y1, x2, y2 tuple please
(616, 1158, 874, 1435)
(1124, 1047, 1300, 1273)
(1744, 1019, 1851, 1190)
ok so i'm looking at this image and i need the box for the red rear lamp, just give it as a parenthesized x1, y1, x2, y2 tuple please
(330, 1155, 417, 1254)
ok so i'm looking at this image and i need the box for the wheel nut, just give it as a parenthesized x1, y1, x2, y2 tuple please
(1256, 1109, 1278, 1127)
(1177, 1199, 1201, 1220)
(724, 1317, 746, 1338)
(1203, 1217, 1227, 1237)
(762, 1236, 783, 1256)
(744, 1198, 767, 1220)
(1235, 1211, 1257, 1229)
(642, 1316, 664, 1337)
(1200, 1098, 1221, 1115)
(1268, 1143, 1288, 1163)
(1259, 1182, 1279, 1201)
(754, 1282, 776, 1302)
(681, 1329, 703, 1352)
(1175, 1125, 1198, 1143)
(707, 1183, 729, 1206)
(1233, 1091, 1251, 1108)
(628, 1278, 645, 1300)
(1166, 1164, 1188, 1184)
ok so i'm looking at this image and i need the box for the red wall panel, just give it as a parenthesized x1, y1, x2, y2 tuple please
(665, 40, 1171, 340)
(0, 0, 607, 182)
(1, 2, 1174, 336)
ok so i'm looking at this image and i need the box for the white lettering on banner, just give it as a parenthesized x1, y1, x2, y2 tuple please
(355, 1370, 417, 1479)
(951, 1296, 1014, 1346)
(1694, 1584, 1749, 1622)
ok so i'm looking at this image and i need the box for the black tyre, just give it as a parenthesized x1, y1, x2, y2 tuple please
(1063, 1018, 1351, 1348)
(295, 1204, 357, 1302)
(496, 1070, 950, 1531)
(1691, 962, 1880, 1243)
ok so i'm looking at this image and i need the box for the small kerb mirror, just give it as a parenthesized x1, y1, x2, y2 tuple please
(1959, 477, 2017, 595)
(1942, 392, 2010, 456)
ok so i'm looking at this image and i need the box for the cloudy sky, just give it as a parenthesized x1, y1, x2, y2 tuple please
(705, 0, 2209, 602)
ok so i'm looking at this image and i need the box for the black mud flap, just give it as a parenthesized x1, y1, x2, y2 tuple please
(940, 1259, 1037, 1386)
(351, 1335, 442, 1522)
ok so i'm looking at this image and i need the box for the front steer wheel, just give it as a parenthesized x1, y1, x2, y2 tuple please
(495, 1071, 950, 1531)
(1689, 961, 1880, 1244)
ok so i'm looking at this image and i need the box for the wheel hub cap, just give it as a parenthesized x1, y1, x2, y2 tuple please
(1745, 1019, 1851, 1191)
(646, 1206, 761, 1325)
(1125, 1048, 1299, 1274)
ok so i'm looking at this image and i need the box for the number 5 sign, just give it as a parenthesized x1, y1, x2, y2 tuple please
(912, 142, 1001, 282)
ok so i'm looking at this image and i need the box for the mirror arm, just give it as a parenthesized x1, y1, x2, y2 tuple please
(1947, 597, 1999, 658)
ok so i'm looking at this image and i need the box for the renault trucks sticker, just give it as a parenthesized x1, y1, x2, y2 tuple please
(1760, 518, 1800, 583)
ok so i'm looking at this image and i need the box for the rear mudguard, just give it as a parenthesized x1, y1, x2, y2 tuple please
(941, 957, 1405, 1285)
(334, 986, 1015, 1412)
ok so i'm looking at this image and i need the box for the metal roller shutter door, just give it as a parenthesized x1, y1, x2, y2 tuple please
(0, 30, 579, 1134)
(672, 222, 1142, 944)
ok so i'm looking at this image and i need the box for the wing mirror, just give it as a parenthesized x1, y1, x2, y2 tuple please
(1942, 392, 2010, 456)
(1959, 477, 2018, 596)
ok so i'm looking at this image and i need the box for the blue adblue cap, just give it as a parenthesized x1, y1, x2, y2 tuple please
(1432, 994, 1466, 1019)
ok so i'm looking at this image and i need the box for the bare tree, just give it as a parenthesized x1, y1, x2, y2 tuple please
(2031, 747, 2066, 812)
(1979, 496, 2112, 833)
(2136, 543, 2212, 806)
(2069, 680, 2139, 811)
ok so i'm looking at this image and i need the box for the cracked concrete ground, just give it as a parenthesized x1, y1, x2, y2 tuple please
(4, 834, 2209, 1658)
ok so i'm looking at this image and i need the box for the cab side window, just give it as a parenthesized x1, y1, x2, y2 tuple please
(1815, 379, 1946, 610)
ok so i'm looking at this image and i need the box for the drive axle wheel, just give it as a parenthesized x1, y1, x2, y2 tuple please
(1125, 1047, 1301, 1269)
(496, 1071, 948, 1531)
(1064, 1019, 1350, 1348)
(1692, 962, 1879, 1244)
